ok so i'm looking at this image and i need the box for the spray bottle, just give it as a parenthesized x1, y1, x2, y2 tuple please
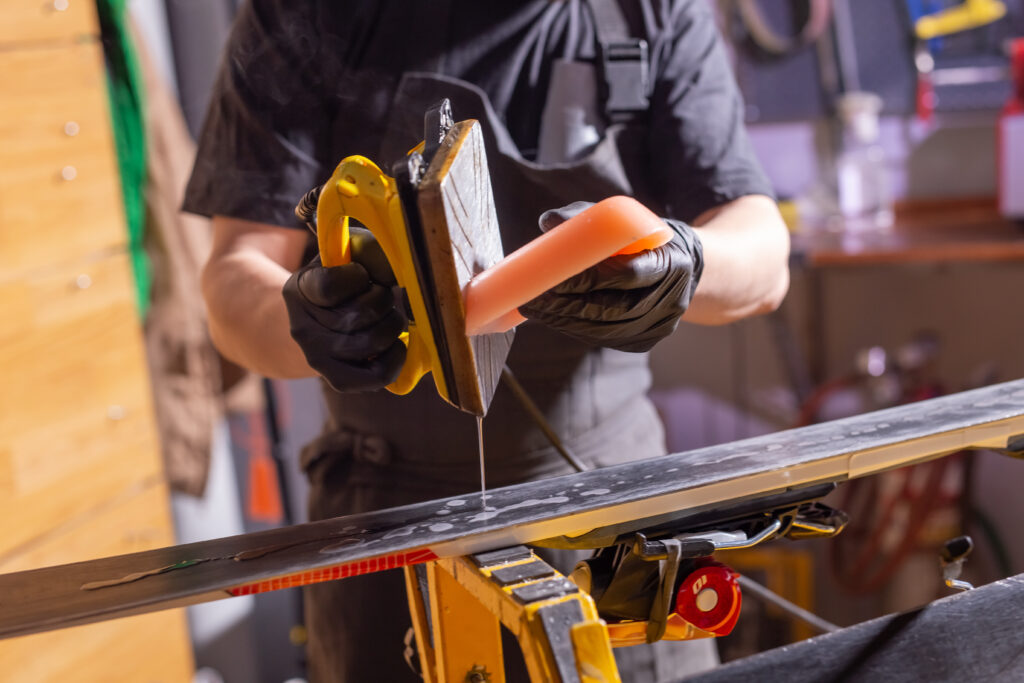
(999, 38, 1024, 221)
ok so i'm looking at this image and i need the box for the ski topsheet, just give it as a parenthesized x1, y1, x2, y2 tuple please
(2, 379, 1023, 639)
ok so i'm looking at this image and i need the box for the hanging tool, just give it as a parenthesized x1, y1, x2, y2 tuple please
(906, 0, 1010, 121)
(914, 0, 1006, 41)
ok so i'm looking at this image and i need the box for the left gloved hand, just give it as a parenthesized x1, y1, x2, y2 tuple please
(282, 227, 408, 393)
(519, 201, 704, 353)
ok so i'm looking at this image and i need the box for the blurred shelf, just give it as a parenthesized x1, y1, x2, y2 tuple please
(791, 198, 1024, 267)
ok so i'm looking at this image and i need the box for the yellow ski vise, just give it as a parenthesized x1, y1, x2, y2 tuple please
(314, 100, 513, 416)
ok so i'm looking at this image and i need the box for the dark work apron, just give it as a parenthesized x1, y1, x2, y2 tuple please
(302, 73, 716, 683)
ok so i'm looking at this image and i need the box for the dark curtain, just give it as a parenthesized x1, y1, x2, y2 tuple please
(163, 0, 241, 138)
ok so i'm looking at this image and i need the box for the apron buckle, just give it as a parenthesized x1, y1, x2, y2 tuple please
(598, 38, 650, 122)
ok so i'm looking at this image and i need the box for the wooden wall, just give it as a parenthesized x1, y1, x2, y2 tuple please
(0, 1, 192, 679)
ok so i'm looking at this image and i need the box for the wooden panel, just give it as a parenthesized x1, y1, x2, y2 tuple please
(416, 119, 513, 416)
(0, 0, 98, 46)
(0, 478, 174, 574)
(0, 605, 191, 683)
(0, 485, 191, 683)
(0, 41, 127, 279)
(0, 6, 192, 677)
(0, 252, 160, 556)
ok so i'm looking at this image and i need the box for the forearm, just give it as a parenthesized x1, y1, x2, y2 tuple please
(684, 194, 790, 325)
(202, 217, 316, 379)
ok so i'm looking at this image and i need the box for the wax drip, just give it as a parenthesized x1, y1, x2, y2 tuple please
(477, 415, 487, 510)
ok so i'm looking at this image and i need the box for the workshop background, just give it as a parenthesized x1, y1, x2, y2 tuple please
(0, 0, 1022, 681)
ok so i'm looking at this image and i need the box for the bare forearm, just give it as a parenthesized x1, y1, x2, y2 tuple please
(684, 195, 790, 325)
(202, 217, 316, 378)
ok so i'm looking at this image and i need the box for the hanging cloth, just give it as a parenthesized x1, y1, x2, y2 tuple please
(95, 0, 151, 315)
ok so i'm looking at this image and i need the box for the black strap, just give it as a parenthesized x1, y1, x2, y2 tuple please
(646, 538, 682, 644)
(588, 0, 632, 43)
(586, 0, 650, 122)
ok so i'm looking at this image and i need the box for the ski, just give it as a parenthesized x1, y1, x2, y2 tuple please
(2, 379, 1022, 639)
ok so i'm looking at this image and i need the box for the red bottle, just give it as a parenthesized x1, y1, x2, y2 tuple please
(998, 38, 1024, 220)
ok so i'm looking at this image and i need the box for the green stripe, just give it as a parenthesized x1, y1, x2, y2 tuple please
(96, 0, 150, 317)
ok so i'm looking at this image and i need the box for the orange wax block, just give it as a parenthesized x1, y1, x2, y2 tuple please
(463, 196, 672, 336)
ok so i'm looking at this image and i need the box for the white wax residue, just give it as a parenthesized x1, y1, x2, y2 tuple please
(319, 538, 365, 554)
(468, 496, 570, 523)
(383, 526, 418, 540)
(447, 500, 467, 507)
(580, 488, 610, 497)
(429, 523, 454, 532)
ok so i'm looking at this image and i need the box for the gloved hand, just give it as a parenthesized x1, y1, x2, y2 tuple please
(519, 201, 704, 353)
(283, 227, 408, 392)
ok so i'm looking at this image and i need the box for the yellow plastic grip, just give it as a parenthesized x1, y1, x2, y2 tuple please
(315, 156, 442, 397)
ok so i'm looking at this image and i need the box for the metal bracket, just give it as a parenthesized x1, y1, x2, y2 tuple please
(941, 535, 975, 592)
(675, 518, 784, 551)
(422, 98, 454, 166)
(999, 433, 1024, 459)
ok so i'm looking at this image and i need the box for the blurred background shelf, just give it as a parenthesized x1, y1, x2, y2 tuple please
(792, 197, 1024, 266)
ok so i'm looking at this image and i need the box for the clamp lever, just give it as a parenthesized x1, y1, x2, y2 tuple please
(940, 535, 975, 592)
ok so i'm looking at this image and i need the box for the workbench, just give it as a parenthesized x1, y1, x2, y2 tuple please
(792, 197, 1024, 266)
(778, 197, 1024, 397)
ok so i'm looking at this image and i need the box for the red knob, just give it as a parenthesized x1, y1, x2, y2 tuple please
(675, 562, 742, 637)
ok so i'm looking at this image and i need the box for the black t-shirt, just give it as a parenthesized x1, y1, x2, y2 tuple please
(184, 0, 772, 229)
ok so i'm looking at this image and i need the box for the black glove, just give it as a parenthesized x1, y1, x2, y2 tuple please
(519, 201, 704, 353)
(283, 227, 408, 392)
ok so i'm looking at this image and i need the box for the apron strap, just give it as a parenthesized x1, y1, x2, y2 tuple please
(585, 0, 651, 122)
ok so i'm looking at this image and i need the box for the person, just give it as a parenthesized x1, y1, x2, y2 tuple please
(185, 1, 790, 680)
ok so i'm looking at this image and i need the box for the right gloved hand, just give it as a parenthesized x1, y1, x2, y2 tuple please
(283, 227, 407, 392)
(520, 202, 703, 353)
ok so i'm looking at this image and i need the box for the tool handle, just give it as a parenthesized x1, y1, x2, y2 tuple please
(316, 156, 433, 395)
(463, 196, 674, 336)
(914, 0, 1006, 40)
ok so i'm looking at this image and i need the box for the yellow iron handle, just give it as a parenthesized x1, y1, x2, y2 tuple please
(314, 156, 437, 396)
